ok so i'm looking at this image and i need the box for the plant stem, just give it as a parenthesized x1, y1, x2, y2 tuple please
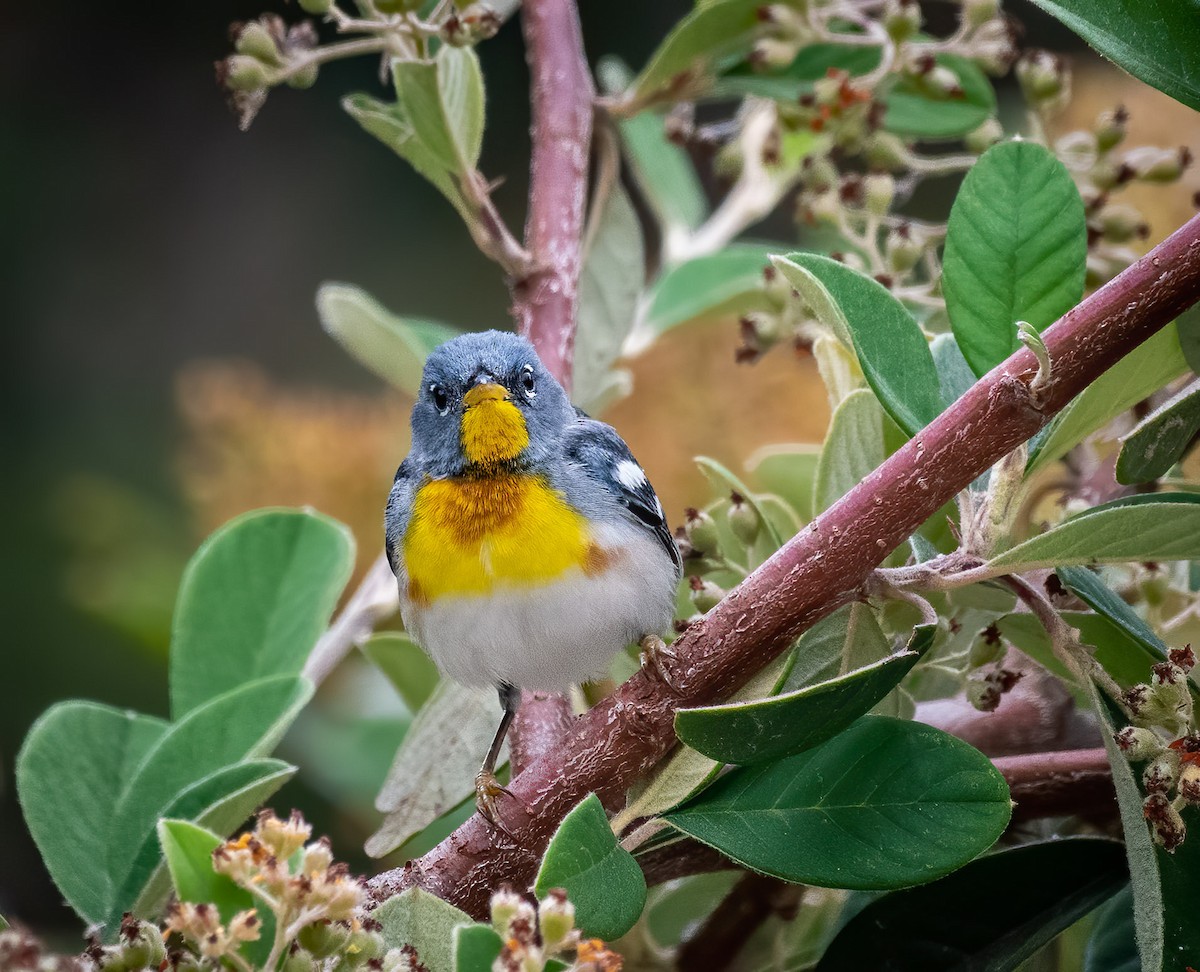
(513, 0, 594, 391)
(302, 554, 398, 687)
(365, 215, 1200, 918)
(675, 873, 805, 972)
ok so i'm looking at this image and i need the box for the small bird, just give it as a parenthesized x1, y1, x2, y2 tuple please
(384, 331, 683, 823)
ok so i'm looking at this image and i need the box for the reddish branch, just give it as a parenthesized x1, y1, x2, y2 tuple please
(509, 692, 575, 774)
(512, 0, 594, 390)
(675, 873, 804, 972)
(997, 747, 1117, 823)
(366, 216, 1200, 917)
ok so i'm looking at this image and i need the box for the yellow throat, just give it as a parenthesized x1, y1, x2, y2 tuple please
(402, 382, 600, 603)
(459, 382, 529, 466)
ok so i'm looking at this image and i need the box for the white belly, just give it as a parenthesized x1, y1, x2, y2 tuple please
(399, 524, 678, 691)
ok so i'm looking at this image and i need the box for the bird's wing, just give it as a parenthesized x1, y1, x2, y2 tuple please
(562, 416, 682, 573)
(384, 456, 418, 578)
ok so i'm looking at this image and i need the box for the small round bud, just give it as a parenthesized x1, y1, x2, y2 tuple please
(287, 62, 319, 89)
(1094, 203, 1148, 244)
(965, 118, 1003, 154)
(1143, 791, 1187, 851)
(805, 189, 841, 227)
(281, 950, 319, 972)
(968, 629, 1005, 669)
(967, 677, 1000, 712)
(689, 576, 725, 614)
(863, 173, 895, 217)
(1054, 129, 1097, 170)
(298, 920, 350, 958)
(883, 0, 921, 42)
(750, 37, 799, 71)
(963, 0, 1000, 29)
(728, 493, 762, 546)
(885, 227, 923, 274)
(684, 509, 720, 556)
(221, 55, 270, 92)
(1124, 146, 1191, 183)
(1114, 726, 1164, 762)
(926, 65, 964, 98)
(1143, 749, 1181, 793)
(865, 131, 909, 171)
(1180, 762, 1200, 805)
(490, 887, 525, 938)
(235, 21, 282, 65)
(800, 155, 839, 191)
(1094, 106, 1128, 152)
(345, 926, 385, 963)
(1016, 51, 1064, 103)
(1089, 157, 1123, 191)
(537, 888, 577, 953)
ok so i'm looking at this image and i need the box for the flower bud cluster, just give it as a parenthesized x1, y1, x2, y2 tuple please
(216, 15, 319, 128)
(674, 491, 769, 620)
(1047, 90, 1192, 286)
(1, 921, 90, 971)
(1115, 646, 1199, 851)
(487, 886, 620, 971)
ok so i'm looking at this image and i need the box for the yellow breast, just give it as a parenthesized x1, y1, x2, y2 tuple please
(403, 473, 599, 603)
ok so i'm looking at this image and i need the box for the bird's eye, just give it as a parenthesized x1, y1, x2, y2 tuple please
(520, 366, 536, 397)
(430, 384, 449, 412)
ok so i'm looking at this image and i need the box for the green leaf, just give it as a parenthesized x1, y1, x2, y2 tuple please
(628, 0, 768, 103)
(782, 603, 890, 692)
(775, 254, 943, 437)
(1084, 886, 1139, 972)
(675, 625, 933, 765)
(815, 838, 1128, 970)
(535, 794, 647, 940)
(392, 46, 485, 172)
(987, 502, 1200, 572)
(882, 54, 997, 139)
(362, 632, 441, 713)
(375, 888, 472, 972)
(638, 245, 777, 341)
(170, 509, 353, 718)
(1056, 565, 1168, 662)
(746, 444, 821, 522)
(574, 181, 644, 412)
(664, 717, 1011, 890)
(1116, 378, 1200, 484)
(931, 333, 979, 408)
(367, 681, 504, 857)
(616, 650, 793, 829)
(109, 677, 310, 907)
(943, 141, 1086, 377)
(815, 390, 888, 516)
(1084, 679, 1200, 971)
(158, 819, 255, 923)
(1028, 322, 1187, 474)
(342, 93, 471, 220)
(454, 924, 504, 972)
(317, 282, 457, 394)
(17, 704, 167, 925)
(597, 58, 707, 235)
(1026, 0, 1200, 112)
(123, 759, 295, 926)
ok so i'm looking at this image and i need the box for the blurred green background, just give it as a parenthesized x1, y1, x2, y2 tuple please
(4, 0, 1194, 943)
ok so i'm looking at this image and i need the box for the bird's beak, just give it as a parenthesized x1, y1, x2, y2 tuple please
(463, 382, 511, 408)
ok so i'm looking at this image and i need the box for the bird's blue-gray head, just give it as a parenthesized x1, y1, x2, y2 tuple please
(409, 330, 574, 475)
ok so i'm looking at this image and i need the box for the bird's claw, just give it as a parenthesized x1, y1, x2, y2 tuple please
(475, 768, 515, 834)
(640, 634, 679, 690)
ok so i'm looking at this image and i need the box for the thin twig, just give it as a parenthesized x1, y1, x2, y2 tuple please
(675, 873, 805, 972)
(302, 554, 398, 687)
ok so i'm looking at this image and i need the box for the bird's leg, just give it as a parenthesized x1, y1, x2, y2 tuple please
(476, 681, 519, 828)
(639, 633, 679, 690)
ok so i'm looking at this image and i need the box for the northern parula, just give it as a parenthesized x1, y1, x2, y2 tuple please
(384, 331, 682, 822)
